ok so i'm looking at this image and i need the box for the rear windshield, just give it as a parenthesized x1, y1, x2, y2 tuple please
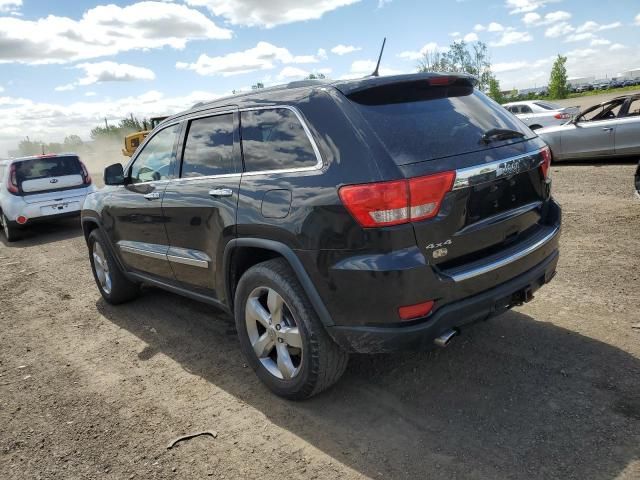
(14, 156, 81, 182)
(349, 86, 532, 165)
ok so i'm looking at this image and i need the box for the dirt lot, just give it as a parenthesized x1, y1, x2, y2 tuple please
(1, 162, 639, 479)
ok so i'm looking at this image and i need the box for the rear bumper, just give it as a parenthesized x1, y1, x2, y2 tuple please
(327, 248, 559, 353)
(1, 189, 92, 223)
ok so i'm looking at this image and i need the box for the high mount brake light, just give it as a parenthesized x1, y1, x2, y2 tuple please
(339, 171, 455, 228)
(7, 164, 19, 194)
(540, 146, 552, 179)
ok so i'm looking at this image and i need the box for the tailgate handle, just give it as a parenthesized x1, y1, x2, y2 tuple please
(143, 192, 161, 200)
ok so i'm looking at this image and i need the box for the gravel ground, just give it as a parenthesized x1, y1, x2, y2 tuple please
(1, 162, 639, 479)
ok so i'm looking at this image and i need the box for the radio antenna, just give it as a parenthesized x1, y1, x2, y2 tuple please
(371, 37, 386, 77)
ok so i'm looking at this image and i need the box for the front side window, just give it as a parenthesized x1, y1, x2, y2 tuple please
(240, 108, 318, 172)
(625, 98, 640, 117)
(130, 124, 180, 184)
(181, 114, 235, 178)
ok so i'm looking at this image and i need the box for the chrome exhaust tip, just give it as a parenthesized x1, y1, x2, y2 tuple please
(434, 329, 458, 348)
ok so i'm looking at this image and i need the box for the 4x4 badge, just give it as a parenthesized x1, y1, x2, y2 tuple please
(426, 239, 452, 250)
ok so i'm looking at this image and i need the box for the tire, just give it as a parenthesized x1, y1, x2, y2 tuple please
(88, 229, 140, 304)
(234, 258, 348, 400)
(1, 213, 20, 242)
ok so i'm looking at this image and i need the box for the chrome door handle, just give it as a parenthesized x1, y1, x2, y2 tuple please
(143, 192, 161, 200)
(602, 127, 614, 132)
(209, 188, 233, 198)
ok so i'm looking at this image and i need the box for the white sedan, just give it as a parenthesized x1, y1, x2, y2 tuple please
(502, 101, 579, 130)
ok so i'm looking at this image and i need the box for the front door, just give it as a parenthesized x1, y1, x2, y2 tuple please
(162, 110, 241, 301)
(615, 97, 640, 156)
(102, 122, 181, 279)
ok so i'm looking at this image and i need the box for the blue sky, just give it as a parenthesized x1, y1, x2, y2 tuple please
(0, 0, 639, 154)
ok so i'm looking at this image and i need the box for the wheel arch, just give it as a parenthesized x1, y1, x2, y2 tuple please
(223, 238, 334, 327)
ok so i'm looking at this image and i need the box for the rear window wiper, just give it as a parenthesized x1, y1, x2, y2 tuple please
(480, 128, 525, 145)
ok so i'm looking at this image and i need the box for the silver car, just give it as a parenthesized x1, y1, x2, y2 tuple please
(0, 154, 96, 241)
(537, 94, 640, 161)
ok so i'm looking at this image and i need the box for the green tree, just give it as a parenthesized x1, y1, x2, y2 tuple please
(548, 54, 569, 99)
(63, 135, 83, 148)
(487, 77, 505, 103)
(305, 73, 326, 80)
(251, 82, 264, 90)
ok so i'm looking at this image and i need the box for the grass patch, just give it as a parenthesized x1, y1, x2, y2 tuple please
(568, 85, 640, 99)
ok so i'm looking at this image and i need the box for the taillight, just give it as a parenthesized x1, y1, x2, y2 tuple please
(7, 164, 19, 194)
(398, 300, 435, 320)
(554, 112, 570, 120)
(339, 171, 455, 227)
(540, 146, 552, 179)
(79, 160, 92, 185)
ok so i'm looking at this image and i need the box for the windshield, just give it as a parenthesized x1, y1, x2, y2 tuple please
(350, 88, 533, 165)
(534, 101, 562, 111)
(14, 155, 81, 182)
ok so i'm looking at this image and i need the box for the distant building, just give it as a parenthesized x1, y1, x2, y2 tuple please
(620, 68, 640, 79)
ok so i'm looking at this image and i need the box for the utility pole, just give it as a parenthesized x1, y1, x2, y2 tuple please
(104, 117, 108, 129)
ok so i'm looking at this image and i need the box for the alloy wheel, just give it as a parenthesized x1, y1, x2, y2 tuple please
(245, 286, 303, 380)
(92, 242, 112, 295)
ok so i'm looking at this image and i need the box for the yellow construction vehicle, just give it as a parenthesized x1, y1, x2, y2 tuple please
(122, 116, 168, 157)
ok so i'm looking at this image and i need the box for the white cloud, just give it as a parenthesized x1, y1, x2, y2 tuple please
(545, 22, 574, 38)
(493, 61, 528, 73)
(0, 89, 229, 156)
(590, 38, 611, 46)
(0, 2, 231, 65)
(473, 23, 486, 31)
(575, 21, 622, 33)
(176, 42, 323, 76)
(609, 43, 626, 51)
(84, 92, 97, 97)
(0, 85, 4, 93)
(522, 12, 541, 24)
(449, 31, 461, 37)
(317, 48, 328, 59)
(398, 42, 447, 61)
(490, 29, 533, 47)
(463, 32, 479, 42)
(636, 13, 640, 26)
(54, 84, 75, 92)
(54, 62, 155, 92)
(565, 32, 595, 42)
(277, 66, 309, 79)
(185, 0, 360, 28)
(505, 0, 557, 14)
(331, 44, 362, 55)
(0, 0, 20, 12)
(487, 22, 505, 32)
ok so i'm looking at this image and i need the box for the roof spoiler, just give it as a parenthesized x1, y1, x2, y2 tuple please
(332, 73, 478, 97)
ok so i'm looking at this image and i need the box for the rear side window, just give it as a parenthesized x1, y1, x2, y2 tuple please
(520, 105, 533, 114)
(240, 108, 317, 172)
(182, 114, 235, 178)
(534, 101, 560, 111)
(349, 87, 532, 165)
(14, 156, 81, 182)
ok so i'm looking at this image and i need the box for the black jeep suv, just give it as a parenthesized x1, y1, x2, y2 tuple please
(82, 73, 561, 399)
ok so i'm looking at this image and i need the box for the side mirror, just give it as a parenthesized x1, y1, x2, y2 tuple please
(104, 163, 125, 186)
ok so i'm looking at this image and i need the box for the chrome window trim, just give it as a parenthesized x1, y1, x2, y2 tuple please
(118, 241, 210, 269)
(239, 105, 324, 176)
(453, 149, 543, 191)
(447, 225, 559, 282)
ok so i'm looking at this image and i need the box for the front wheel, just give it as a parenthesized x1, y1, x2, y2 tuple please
(88, 229, 140, 304)
(234, 258, 348, 400)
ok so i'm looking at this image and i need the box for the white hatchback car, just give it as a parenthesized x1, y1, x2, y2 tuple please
(503, 101, 579, 130)
(0, 154, 96, 241)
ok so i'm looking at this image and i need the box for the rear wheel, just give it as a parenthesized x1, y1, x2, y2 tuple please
(529, 124, 543, 130)
(235, 258, 348, 400)
(88, 229, 140, 304)
(1, 213, 20, 242)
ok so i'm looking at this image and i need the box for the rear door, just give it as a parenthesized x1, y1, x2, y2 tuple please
(101, 122, 181, 279)
(614, 97, 640, 156)
(161, 110, 241, 298)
